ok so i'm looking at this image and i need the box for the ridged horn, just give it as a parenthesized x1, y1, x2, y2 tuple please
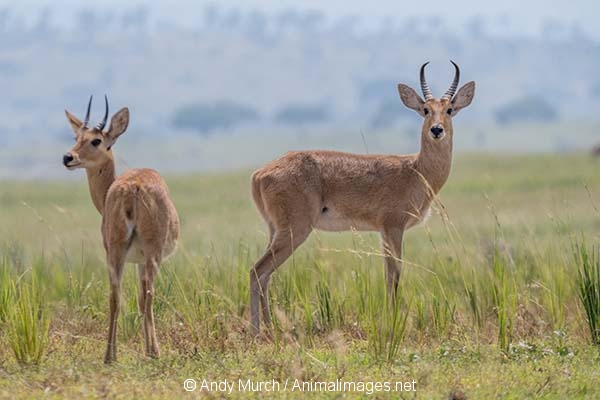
(419, 62, 433, 100)
(95, 95, 109, 131)
(83, 95, 93, 128)
(441, 60, 460, 100)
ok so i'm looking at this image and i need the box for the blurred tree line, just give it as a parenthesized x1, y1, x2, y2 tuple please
(172, 101, 331, 133)
(0, 3, 597, 141)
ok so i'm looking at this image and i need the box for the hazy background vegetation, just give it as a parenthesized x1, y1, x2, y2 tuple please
(0, 0, 599, 178)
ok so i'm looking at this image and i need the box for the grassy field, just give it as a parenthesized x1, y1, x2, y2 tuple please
(1, 153, 600, 398)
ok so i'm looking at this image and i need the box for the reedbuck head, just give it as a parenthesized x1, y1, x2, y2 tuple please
(398, 61, 475, 142)
(63, 95, 130, 170)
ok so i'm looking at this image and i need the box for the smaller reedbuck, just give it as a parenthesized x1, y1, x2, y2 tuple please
(249, 61, 475, 334)
(62, 96, 179, 363)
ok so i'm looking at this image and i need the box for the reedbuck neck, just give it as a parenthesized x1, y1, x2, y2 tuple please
(415, 128, 453, 194)
(85, 155, 116, 214)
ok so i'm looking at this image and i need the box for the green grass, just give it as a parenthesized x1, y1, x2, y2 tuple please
(1, 153, 600, 398)
(576, 242, 600, 345)
(4, 264, 51, 366)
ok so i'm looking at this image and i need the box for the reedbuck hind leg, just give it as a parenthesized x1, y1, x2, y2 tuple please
(137, 261, 159, 358)
(140, 257, 160, 358)
(381, 226, 405, 305)
(104, 249, 126, 364)
(250, 226, 311, 335)
(137, 264, 146, 314)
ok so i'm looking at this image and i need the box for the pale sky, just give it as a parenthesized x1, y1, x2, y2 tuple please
(3, 0, 597, 39)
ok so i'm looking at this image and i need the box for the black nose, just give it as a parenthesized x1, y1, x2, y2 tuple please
(63, 153, 74, 166)
(430, 126, 444, 138)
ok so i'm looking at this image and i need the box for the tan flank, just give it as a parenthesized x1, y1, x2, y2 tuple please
(62, 96, 179, 363)
(249, 62, 475, 334)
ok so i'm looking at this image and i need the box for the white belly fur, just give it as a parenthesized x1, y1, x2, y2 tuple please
(313, 208, 377, 232)
(309, 204, 432, 233)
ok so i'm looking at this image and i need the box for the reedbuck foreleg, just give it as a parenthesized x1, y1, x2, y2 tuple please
(250, 226, 311, 334)
(381, 226, 405, 304)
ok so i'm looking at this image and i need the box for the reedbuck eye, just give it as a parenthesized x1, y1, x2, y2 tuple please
(91, 138, 102, 147)
(423, 108, 429, 115)
(446, 108, 453, 115)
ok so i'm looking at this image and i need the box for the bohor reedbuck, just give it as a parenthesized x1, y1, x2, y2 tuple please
(249, 61, 475, 334)
(62, 96, 179, 363)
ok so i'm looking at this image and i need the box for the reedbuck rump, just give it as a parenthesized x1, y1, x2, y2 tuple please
(249, 61, 475, 334)
(62, 96, 179, 363)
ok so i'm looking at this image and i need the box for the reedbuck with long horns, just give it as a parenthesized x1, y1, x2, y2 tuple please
(62, 96, 179, 363)
(249, 61, 475, 334)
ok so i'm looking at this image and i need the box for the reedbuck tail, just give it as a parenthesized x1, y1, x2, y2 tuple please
(251, 170, 269, 224)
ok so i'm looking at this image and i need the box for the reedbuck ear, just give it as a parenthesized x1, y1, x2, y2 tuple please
(451, 81, 475, 113)
(65, 110, 83, 136)
(105, 107, 130, 146)
(397, 84, 425, 116)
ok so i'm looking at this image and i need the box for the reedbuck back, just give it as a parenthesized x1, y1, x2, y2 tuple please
(63, 96, 180, 363)
(249, 61, 475, 334)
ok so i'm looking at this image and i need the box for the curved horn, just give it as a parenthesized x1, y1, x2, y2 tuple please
(83, 95, 93, 128)
(442, 60, 460, 100)
(419, 62, 433, 100)
(95, 95, 109, 131)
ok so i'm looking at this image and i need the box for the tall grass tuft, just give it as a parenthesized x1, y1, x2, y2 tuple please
(119, 281, 142, 342)
(465, 282, 482, 329)
(575, 242, 600, 345)
(367, 290, 410, 362)
(315, 263, 344, 332)
(6, 269, 51, 366)
(0, 259, 12, 323)
(491, 240, 516, 354)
